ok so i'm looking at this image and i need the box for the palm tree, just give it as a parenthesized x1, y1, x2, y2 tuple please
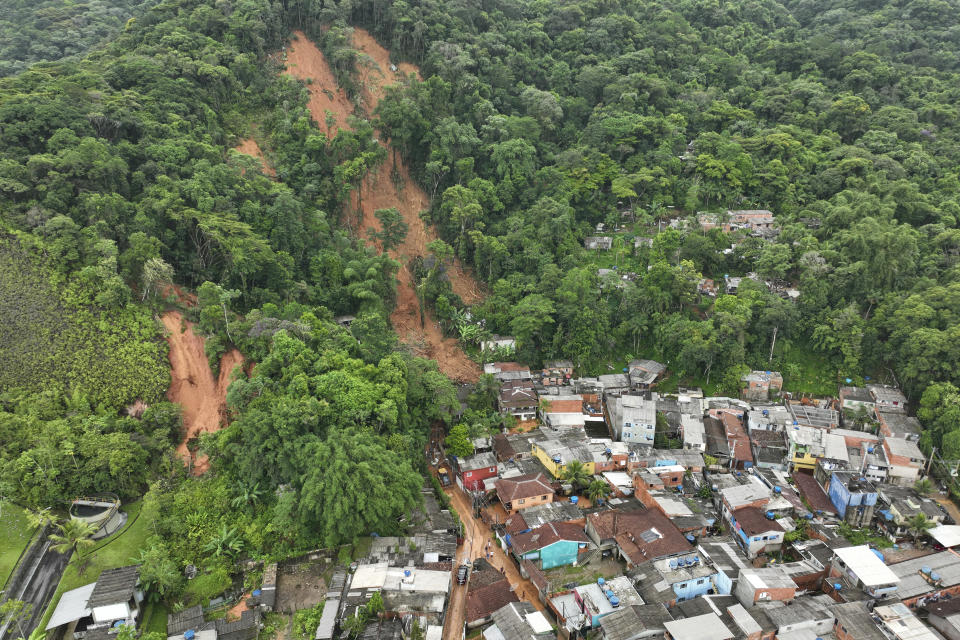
(914, 478, 934, 495)
(231, 482, 264, 510)
(560, 461, 590, 492)
(907, 513, 935, 544)
(49, 518, 97, 566)
(203, 525, 243, 558)
(586, 479, 612, 503)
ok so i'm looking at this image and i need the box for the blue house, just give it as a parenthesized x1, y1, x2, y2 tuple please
(508, 522, 589, 569)
(828, 472, 877, 527)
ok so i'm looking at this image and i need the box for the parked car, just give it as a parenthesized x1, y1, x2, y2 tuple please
(456, 564, 470, 585)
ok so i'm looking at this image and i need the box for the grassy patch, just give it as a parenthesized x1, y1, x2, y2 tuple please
(778, 343, 838, 397)
(0, 503, 36, 589)
(39, 501, 152, 631)
(141, 601, 170, 635)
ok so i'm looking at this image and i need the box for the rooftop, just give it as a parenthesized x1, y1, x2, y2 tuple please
(834, 545, 901, 587)
(509, 522, 588, 554)
(789, 404, 839, 430)
(739, 566, 797, 591)
(720, 479, 771, 509)
(588, 508, 691, 562)
(517, 501, 583, 528)
(494, 473, 554, 503)
(889, 550, 960, 598)
(792, 472, 838, 515)
(664, 612, 734, 640)
(88, 565, 139, 608)
(884, 437, 925, 461)
(733, 506, 785, 535)
(598, 604, 673, 640)
(840, 386, 874, 403)
(46, 583, 95, 630)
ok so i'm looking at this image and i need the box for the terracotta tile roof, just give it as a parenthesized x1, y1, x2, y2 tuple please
(495, 473, 554, 503)
(733, 506, 785, 535)
(543, 399, 583, 414)
(792, 472, 838, 515)
(509, 522, 588, 554)
(493, 434, 516, 461)
(503, 512, 530, 535)
(466, 563, 518, 624)
(588, 509, 690, 563)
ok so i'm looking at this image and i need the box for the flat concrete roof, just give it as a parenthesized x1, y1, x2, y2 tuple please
(834, 545, 900, 586)
(665, 613, 734, 640)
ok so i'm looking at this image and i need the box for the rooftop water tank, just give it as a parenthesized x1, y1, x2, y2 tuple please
(553, 455, 562, 463)
(184, 632, 194, 640)
(670, 559, 678, 569)
(774, 486, 782, 494)
(686, 534, 696, 543)
(871, 549, 885, 563)
(252, 589, 261, 596)
(598, 577, 605, 586)
(932, 572, 941, 581)
(868, 447, 875, 453)
(571, 496, 579, 504)
(404, 569, 412, 577)
(766, 511, 775, 520)
(834, 584, 842, 591)
(922, 566, 932, 575)
(609, 595, 620, 607)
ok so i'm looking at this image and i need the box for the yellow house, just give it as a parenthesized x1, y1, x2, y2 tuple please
(531, 441, 595, 479)
(788, 426, 848, 472)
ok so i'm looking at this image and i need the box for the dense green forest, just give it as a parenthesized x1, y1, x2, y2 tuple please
(0, 0, 162, 77)
(1, 0, 960, 606)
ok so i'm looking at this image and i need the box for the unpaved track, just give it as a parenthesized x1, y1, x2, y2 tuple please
(284, 28, 482, 381)
(162, 310, 243, 473)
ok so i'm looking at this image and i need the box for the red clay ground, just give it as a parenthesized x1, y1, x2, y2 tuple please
(234, 136, 276, 177)
(162, 310, 243, 475)
(284, 28, 483, 382)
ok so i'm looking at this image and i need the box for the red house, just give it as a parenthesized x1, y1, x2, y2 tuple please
(456, 452, 499, 491)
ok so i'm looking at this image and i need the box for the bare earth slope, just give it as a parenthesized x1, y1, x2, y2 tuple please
(284, 29, 482, 381)
(162, 310, 243, 474)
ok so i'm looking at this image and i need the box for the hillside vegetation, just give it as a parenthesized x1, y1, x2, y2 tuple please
(0, 0, 160, 77)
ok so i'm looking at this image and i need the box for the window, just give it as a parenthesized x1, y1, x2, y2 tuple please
(679, 583, 687, 589)
(541, 495, 547, 500)
(517, 499, 525, 504)
(697, 579, 705, 585)
(465, 472, 472, 477)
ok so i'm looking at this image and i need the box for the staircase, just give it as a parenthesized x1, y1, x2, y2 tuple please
(579, 547, 601, 566)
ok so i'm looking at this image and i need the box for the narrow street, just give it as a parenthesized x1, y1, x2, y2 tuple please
(441, 485, 547, 640)
(933, 494, 960, 524)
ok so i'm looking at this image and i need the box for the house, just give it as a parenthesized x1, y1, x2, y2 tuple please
(929, 524, 960, 549)
(857, 440, 890, 484)
(874, 603, 939, 640)
(733, 566, 797, 606)
(538, 394, 586, 429)
(839, 386, 876, 414)
(494, 473, 554, 512)
(551, 576, 642, 630)
(454, 452, 499, 491)
(585, 236, 613, 250)
(606, 395, 656, 444)
(45, 584, 99, 639)
(788, 403, 839, 430)
(664, 613, 734, 640)
(877, 413, 922, 441)
(598, 603, 673, 640)
(827, 472, 877, 527)
(757, 594, 836, 639)
(497, 380, 538, 421)
(481, 336, 516, 353)
(529, 430, 594, 478)
(868, 385, 908, 413)
(681, 414, 705, 452)
(728, 210, 776, 234)
(730, 507, 784, 559)
(926, 599, 960, 640)
(876, 484, 944, 540)
(791, 471, 838, 516)
(718, 478, 771, 521)
(746, 406, 793, 432)
(750, 430, 788, 471)
(710, 409, 753, 468)
(465, 559, 518, 629)
(484, 362, 532, 382)
(165, 605, 212, 640)
(512, 500, 584, 529)
(833, 602, 888, 640)
(628, 360, 667, 390)
(698, 278, 717, 297)
(585, 508, 691, 567)
(507, 522, 589, 569)
(482, 602, 553, 640)
(741, 371, 783, 401)
(88, 565, 143, 629)
(215, 610, 261, 640)
(882, 437, 926, 486)
(597, 374, 632, 394)
(787, 426, 848, 471)
(889, 550, 960, 606)
(347, 563, 450, 625)
(829, 544, 900, 598)
(630, 553, 722, 607)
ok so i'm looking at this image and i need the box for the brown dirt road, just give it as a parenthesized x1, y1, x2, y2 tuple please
(284, 29, 482, 382)
(442, 485, 546, 640)
(162, 310, 243, 474)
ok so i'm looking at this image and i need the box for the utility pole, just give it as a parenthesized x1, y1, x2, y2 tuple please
(926, 447, 937, 477)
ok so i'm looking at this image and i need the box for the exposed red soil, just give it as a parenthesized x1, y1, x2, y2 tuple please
(162, 310, 243, 475)
(284, 28, 483, 382)
(284, 32, 355, 136)
(234, 137, 276, 177)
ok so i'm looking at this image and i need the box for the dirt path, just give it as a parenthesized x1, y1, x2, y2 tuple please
(934, 494, 960, 524)
(234, 137, 275, 177)
(283, 29, 482, 382)
(442, 485, 546, 640)
(162, 310, 243, 474)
